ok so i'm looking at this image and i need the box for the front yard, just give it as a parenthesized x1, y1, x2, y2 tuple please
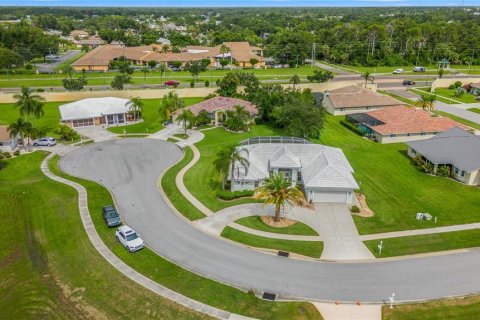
(432, 87, 479, 104)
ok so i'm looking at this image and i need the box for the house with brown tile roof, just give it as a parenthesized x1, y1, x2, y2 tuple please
(175, 96, 258, 126)
(322, 85, 403, 115)
(0, 126, 19, 150)
(346, 105, 467, 144)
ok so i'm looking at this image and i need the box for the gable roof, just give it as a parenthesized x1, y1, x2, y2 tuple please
(181, 97, 258, 116)
(407, 127, 480, 172)
(365, 106, 467, 135)
(59, 97, 131, 121)
(326, 86, 403, 109)
(234, 142, 359, 190)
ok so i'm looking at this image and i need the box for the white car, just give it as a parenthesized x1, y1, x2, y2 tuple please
(393, 68, 404, 74)
(115, 226, 144, 252)
(33, 137, 56, 146)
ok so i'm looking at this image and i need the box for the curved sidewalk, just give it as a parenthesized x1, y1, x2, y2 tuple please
(40, 151, 251, 320)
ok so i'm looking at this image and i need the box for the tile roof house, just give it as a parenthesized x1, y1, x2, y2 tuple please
(231, 138, 359, 204)
(69, 30, 89, 39)
(0, 126, 19, 150)
(406, 127, 480, 185)
(177, 97, 258, 126)
(322, 85, 403, 115)
(346, 105, 467, 144)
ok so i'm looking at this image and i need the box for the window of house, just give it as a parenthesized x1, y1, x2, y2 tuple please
(454, 167, 459, 175)
(117, 114, 125, 123)
(461, 171, 465, 177)
(411, 149, 416, 154)
(254, 180, 259, 187)
(297, 171, 302, 182)
(107, 114, 114, 124)
(390, 134, 396, 137)
(340, 108, 344, 111)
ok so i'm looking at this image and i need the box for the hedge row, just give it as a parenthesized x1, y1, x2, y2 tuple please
(340, 120, 365, 137)
(216, 189, 254, 200)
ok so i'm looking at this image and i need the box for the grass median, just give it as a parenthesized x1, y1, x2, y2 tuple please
(49, 154, 321, 320)
(221, 227, 323, 258)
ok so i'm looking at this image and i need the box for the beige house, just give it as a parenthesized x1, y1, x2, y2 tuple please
(407, 127, 480, 185)
(69, 30, 89, 39)
(322, 86, 403, 115)
(0, 126, 18, 150)
(59, 97, 135, 128)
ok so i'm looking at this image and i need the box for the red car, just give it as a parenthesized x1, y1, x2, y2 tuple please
(164, 80, 180, 86)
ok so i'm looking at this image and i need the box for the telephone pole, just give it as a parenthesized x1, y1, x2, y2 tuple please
(311, 43, 316, 68)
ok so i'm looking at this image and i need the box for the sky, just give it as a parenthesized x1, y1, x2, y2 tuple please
(0, 0, 476, 7)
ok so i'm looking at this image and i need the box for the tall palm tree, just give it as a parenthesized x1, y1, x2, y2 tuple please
(361, 71, 374, 88)
(214, 145, 250, 190)
(158, 64, 167, 83)
(289, 74, 301, 89)
(7, 118, 26, 150)
(254, 172, 305, 222)
(141, 66, 150, 83)
(160, 91, 184, 121)
(214, 147, 231, 190)
(23, 122, 37, 150)
(62, 65, 75, 79)
(175, 108, 195, 135)
(14, 87, 45, 126)
(127, 97, 144, 123)
(415, 94, 436, 111)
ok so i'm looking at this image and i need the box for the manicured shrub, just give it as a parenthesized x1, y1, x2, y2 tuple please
(205, 80, 209, 87)
(350, 205, 360, 213)
(36, 88, 45, 92)
(190, 80, 195, 88)
(13, 150, 20, 156)
(340, 120, 365, 136)
(216, 189, 254, 200)
(436, 165, 451, 177)
(3, 152, 11, 159)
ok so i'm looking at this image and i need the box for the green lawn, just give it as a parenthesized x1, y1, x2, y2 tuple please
(383, 296, 480, 320)
(48, 155, 321, 320)
(364, 229, 480, 258)
(235, 216, 318, 236)
(379, 90, 416, 106)
(173, 133, 189, 139)
(221, 227, 323, 258)
(161, 147, 206, 220)
(0, 152, 209, 319)
(432, 88, 478, 104)
(411, 87, 456, 104)
(434, 111, 480, 130)
(108, 97, 203, 134)
(467, 107, 480, 114)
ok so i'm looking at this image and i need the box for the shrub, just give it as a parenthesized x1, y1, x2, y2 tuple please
(55, 124, 79, 141)
(350, 205, 360, 213)
(13, 150, 20, 156)
(340, 120, 365, 136)
(423, 162, 434, 174)
(436, 165, 451, 177)
(205, 80, 209, 87)
(36, 88, 45, 92)
(0, 153, 4, 161)
(190, 80, 195, 88)
(216, 189, 254, 200)
(3, 152, 11, 159)
(25, 64, 33, 70)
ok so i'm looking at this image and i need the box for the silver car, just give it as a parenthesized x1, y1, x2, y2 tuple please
(33, 137, 57, 147)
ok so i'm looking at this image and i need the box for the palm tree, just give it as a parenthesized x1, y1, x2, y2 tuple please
(14, 87, 45, 126)
(141, 66, 150, 83)
(23, 122, 37, 150)
(254, 172, 305, 222)
(415, 94, 437, 111)
(127, 97, 144, 123)
(214, 147, 231, 190)
(214, 145, 250, 190)
(7, 118, 26, 150)
(361, 71, 374, 88)
(158, 64, 167, 83)
(62, 65, 75, 79)
(175, 108, 195, 135)
(160, 91, 184, 121)
(289, 74, 301, 89)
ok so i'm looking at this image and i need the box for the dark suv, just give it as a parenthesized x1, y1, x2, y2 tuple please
(102, 205, 122, 227)
(403, 80, 416, 85)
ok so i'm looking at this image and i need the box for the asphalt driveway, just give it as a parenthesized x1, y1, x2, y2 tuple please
(59, 139, 480, 302)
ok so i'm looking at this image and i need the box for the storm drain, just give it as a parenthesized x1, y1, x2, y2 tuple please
(262, 292, 277, 301)
(278, 251, 290, 257)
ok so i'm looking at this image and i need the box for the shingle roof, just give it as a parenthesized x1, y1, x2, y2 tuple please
(234, 142, 359, 190)
(326, 86, 402, 109)
(406, 127, 480, 172)
(365, 106, 467, 135)
(181, 97, 258, 116)
(59, 97, 131, 121)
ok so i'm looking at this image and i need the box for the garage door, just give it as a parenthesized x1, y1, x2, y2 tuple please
(313, 191, 347, 203)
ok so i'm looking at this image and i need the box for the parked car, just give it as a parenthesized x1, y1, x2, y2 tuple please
(164, 80, 180, 86)
(33, 137, 56, 146)
(403, 80, 416, 85)
(413, 66, 426, 72)
(102, 205, 122, 227)
(393, 68, 404, 74)
(115, 226, 144, 252)
(163, 120, 172, 126)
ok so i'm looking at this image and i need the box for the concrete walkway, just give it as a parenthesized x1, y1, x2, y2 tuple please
(314, 302, 382, 320)
(41, 150, 253, 320)
(148, 124, 206, 147)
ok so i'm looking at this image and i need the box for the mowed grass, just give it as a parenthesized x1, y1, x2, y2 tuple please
(221, 227, 323, 258)
(382, 295, 480, 320)
(364, 229, 480, 258)
(49, 155, 322, 320)
(161, 147, 206, 220)
(467, 107, 480, 114)
(184, 125, 285, 212)
(235, 216, 318, 236)
(434, 110, 480, 130)
(316, 115, 480, 234)
(108, 97, 203, 134)
(0, 152, 209, 319)
(433, 88, 479, 104)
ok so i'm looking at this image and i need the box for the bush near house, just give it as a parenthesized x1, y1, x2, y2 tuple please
(340, 120, 365, 136)
(216, 189, 255, 200)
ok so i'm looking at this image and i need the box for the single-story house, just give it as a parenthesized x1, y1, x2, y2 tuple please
(406, 127, 480, 185)
(469, 83, 480, 95)
(231, 137, 359, 204)
(69, 30, 89, 39)
(177, 96, 258, 126)
(323, 86, 403, 115)
(0, 126, 19, 150)
(346, 105, 467, 144)
(60, 97, 134, 128)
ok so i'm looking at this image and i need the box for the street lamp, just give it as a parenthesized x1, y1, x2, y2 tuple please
(378, 240, 383, 256)
(389, 293, 395, 309)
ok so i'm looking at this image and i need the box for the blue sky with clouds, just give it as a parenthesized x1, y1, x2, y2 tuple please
(0, 0, 477, 6)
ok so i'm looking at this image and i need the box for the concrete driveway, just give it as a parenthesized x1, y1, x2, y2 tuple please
(74, 126, 118, 142)
(59, 139, 480, 302)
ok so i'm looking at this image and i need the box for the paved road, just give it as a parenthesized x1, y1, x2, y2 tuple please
(306, 60, 356, 76)
(59, 139, 480, 303)
(35, 50, 81, 73)
(435, 102, 480, 124)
